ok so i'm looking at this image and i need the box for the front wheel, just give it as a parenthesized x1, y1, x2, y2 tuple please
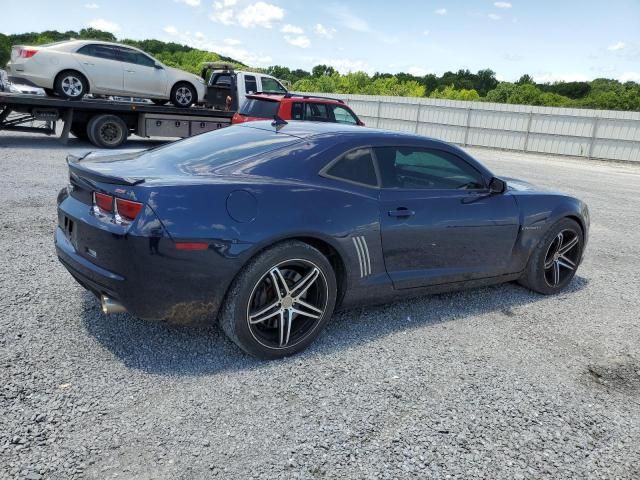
(519, 218, 583, 294)
(220, 241, 337, 359)
(170, 82, 196, 108)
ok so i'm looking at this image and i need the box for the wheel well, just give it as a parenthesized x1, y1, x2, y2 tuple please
(171, 81, 198, 102)
(55, 69, 90, 93)
(565, 215, 585, 237)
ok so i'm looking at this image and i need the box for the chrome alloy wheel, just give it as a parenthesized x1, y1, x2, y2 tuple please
(61, 75, 83, 97)
(246, 259, 328, 349)
(175, 86, 193, 105)
(543, 229, 580, 287)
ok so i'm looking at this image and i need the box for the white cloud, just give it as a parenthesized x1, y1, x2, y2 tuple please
(194, 31, 205, 39)
(488, 13, 501, 20)
(175, 0, 200, 6)
(284, 35, 310, 48)
(407, 66, 431, 76)
(494, 2, 512, 8)
(534, 72, 589, 83)
(281, 24, 304, 34)
(214, 0, 236, 7)
(237, 2, 284, 28)
(317, 58, 371, 74)
(608, 41, 626, 51)
(209, 9, 234, 25)
(314, 24, 336, 39)
(84, 3, 99, 8)
(434, 8, 447, 15)
(422, 30, 430, 36)
(223, 38, 241, 45)
(619, 72, 640, 82)
(331, 5, 370, 32)
(163, 25, 178, 35)
(87, 19, 120, 33)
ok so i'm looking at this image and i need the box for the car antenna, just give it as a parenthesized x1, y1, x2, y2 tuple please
(272, 115, 288, 132)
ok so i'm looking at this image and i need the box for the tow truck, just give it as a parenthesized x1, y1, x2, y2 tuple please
(0, 63, 288, 148)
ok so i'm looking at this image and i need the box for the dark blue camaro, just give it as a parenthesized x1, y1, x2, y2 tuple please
(56, 121, 589, 358)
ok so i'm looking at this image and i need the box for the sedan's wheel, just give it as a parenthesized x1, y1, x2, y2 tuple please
(170, 82, 196, 108)
(220, 241, 337, 359)
(54, 70, 88, 100)
(519, 218, 583, 294)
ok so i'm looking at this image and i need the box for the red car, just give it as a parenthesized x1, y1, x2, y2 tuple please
(232, 93, 365, 126)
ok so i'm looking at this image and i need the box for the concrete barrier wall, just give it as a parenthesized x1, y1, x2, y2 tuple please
(298, 92, 640, 162)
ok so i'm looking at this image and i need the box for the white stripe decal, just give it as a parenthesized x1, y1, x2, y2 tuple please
(353, 236, 371, 278)
(359, 236, 372, 276)
(352, 237, 364, 278)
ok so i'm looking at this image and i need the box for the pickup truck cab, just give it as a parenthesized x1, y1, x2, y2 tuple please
(200, 62, 288, 111)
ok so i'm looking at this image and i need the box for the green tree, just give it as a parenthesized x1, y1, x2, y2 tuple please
(516, 74, 535, 85)
(312, 64, 336, 77)
(0, 33, 10, 68)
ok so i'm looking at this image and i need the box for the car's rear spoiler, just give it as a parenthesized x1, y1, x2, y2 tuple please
(67, 153, 145, 186)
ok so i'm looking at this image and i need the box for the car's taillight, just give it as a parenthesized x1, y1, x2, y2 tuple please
(19, 48, 38, 58)
(92, 192, 143, 224)
(93, 192, 113, 213)
(115, 198, 143, 222)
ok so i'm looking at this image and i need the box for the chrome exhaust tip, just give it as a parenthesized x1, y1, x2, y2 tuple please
(100, 295, 127, 315)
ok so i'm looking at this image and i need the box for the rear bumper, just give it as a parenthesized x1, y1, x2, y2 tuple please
(55, 227, 230, 324)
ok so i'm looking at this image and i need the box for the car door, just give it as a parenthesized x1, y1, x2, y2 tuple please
(376, 145, 520, 289)
(72, 44, 123, 93)
(118, 47, 167, 97)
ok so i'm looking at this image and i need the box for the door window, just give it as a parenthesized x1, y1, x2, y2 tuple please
(260, 77, 287, 93)
(375, 147, 486, 190)
(305, 103, 330, 122)
(323, 148, 378, 187)
(331, 105, 358, 124)
(116, 47, 156, 67)
(244, 75, 257, 94)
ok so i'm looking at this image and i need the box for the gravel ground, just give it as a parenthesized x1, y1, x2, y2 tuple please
(1, 131, 639, 480)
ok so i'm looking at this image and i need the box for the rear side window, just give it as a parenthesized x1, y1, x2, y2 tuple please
(117, 47, 156, 67)
(77, 44, 118, 61)
(291, 103, 304, 120)
(239, 99, 280, 118)
(244, 75, 257, 94)
(305, 103, 330, 122)
(323, 148, 378, 187)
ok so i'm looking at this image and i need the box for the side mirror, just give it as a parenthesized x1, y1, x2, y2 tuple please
(154, 63, 163, 70)
(489, 177, 507, 194)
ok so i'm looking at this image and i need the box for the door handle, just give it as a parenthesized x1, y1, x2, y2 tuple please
(388, 208, 415, 218)
(125, 70, 135, 74)
(83, 62, 94, 66)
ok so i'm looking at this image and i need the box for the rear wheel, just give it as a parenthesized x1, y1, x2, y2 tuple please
(170, 82, 196, 108)
(519, 218, 583, 294)
(54, 70, 88, 100)
(220, 241, 337, 359)
(87, 114, 128, 148)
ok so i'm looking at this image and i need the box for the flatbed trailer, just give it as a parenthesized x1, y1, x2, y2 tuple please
(0, 93, 234, 148)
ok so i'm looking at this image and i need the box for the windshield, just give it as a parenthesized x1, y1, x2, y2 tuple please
(239, 99, 280, 118)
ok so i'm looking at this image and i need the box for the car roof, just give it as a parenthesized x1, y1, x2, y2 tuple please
(246, 93, 347, 105)
(238, 120, 437, 142)
(42, 39, 148, 54)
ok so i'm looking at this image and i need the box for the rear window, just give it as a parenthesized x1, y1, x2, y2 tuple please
(324, 148, 378, 187)
(128, 127, 301, 175)
(239, 99, 280, 118)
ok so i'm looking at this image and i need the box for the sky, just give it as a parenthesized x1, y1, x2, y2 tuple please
(2, 0, 640, 82)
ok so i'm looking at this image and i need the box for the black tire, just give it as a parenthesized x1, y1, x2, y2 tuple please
(87, 114, 128, 148)
(54, 70, 88, 100)
(151, 99, 168, 106)
(220, 241, 337, 359)
(519, 218, 583, 295)
(44, 88, 56, 97)
(70, 123, 89, 141)
(170, 82, 196, 108)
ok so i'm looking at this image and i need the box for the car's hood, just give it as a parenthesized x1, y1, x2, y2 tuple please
(503, 176, 546, 192)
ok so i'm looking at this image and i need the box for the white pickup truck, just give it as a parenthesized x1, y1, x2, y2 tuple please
(200, 63, 288, 111)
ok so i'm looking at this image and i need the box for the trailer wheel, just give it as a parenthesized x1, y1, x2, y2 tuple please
(87, 114, 128, 148)
(54, 70, 88, 100)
